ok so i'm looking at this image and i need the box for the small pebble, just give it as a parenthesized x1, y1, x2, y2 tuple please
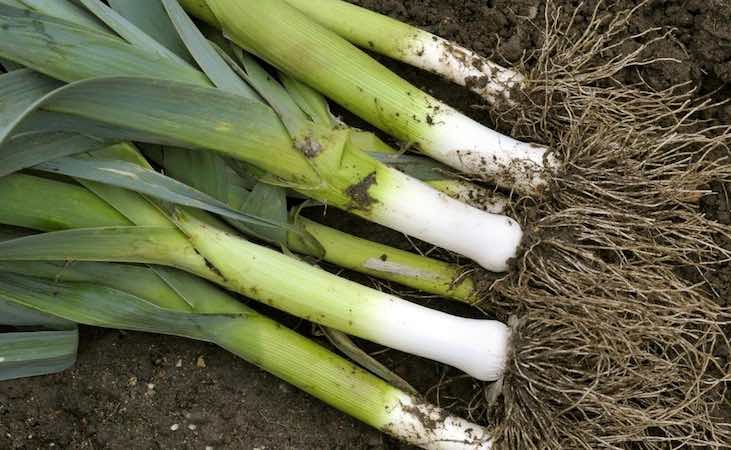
(175, 359, 183, 368)
(196, 356, 206, 368)
(147, 383, 155, 390)
(170, 424, 180, 431)
(188, 424, 197, 431)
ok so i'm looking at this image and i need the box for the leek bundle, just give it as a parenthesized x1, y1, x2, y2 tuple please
(1, 1, 729, 449)
(174, 1, 731, 448)
(0, 143, 501, 448)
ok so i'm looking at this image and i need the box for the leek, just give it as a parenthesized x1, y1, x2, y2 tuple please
(152, 146, 481, 303)
(282, 0, 524, 106)
(179, 0, 558, 197)
(0, 262, 492, 449)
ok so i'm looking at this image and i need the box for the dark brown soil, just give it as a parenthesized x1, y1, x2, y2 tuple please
(2, 1, 729, 449)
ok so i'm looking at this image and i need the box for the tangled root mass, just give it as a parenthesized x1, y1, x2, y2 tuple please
(468, 2, 731, 448)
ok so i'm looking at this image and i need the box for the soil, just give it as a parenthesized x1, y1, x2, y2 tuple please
(2, 1, 730, 449)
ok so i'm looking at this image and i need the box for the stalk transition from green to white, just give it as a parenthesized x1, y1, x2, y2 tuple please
(217, 315, 494, 450)
(181, 0, 558, 196)
(283, 0, 523, 106)
(176, 211, 512, 382)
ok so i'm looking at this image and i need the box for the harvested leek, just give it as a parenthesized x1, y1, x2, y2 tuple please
(0, 260, 493, 450)
(283, 0, 524, 105)
(179, 0, 559, 196)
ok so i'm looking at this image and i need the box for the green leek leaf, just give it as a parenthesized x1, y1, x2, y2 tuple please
(231, 48, 310, 136)
(237, 182, 289, 245)
(0, 295, 72, 328)
(0, 272, 237, 340)
(0, 132, 107, 178)
(108, 0, 193, 63)
(279, 72, 334, 127)
(2, 0, 104, 32)
(0, 261, 190, 313)
(0, 329, 78, 381)
(0, 226, 190, 266)
(0, 69, 62, 137)
(35, 157, 283, 231)
(160, 0, 257, 98)
(77, 0, 191, 67)
(0, 11, 208, 85)
(5, 76, 312, 182)
(0, 173, 131, 231)
(367, 152, 452, 182)
(157, 148, 230, 202)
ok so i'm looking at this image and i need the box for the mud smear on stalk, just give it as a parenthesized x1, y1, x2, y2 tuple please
(346, 172, 378, 210)
(465, 2, 731, 449)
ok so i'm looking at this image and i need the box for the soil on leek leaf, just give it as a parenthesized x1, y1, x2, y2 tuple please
(2, 0, 729, 449)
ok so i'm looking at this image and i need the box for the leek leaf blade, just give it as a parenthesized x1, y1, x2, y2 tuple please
(279, 72, 334, 127)
(35, 157, 283, 231)
(0, 272, 236, 341)
(76, 0, 191, 67)
(0, 329, 78, 381)
(0, 226, 186, 265)
(161, 0, 257, 98)
(0, 132, 108, 178)
(108, 0, 194, 63)
(0, 12, 208, 85)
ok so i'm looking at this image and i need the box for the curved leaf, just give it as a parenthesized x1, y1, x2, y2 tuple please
(0, 11, 208, 86)
(0, 69, 62, 136)
(280, 72, 335, 127)
(0, 132, 107, 178)
(35, 157, 284, 231)
(231, 47, 310, 136)
(7, 0, 104, 31)
(9, 76, 312, 182)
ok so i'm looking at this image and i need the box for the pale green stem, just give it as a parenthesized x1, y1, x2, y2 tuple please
(289, 217, 476, 302)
